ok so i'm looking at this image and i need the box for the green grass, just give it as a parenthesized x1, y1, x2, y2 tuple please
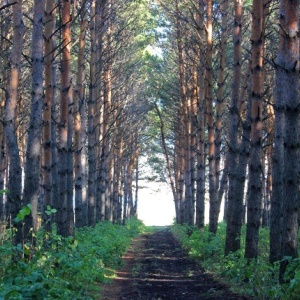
(0, 218, 146, 299)
(171, 222, 300, 300)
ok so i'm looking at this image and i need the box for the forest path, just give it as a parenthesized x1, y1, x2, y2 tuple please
(99, 228, 250, 300)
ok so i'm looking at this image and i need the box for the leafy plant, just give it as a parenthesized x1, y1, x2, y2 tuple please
(14, 204, 32, 223)
(0, 217, 146, 299)
(171, 223, 300, 299)
(45, 205, 57, 216)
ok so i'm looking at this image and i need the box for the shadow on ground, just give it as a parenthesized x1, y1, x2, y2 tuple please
(100, 227, 251, 300)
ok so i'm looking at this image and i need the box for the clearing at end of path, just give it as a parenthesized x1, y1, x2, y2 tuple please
(99, 228, 251, 300)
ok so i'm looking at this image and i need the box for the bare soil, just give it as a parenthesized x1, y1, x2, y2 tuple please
(99, 228, 250, 300)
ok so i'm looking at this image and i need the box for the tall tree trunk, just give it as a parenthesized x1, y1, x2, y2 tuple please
(195, 0, 206, 229)
(234, 61, 251, 228)
(4, 0, 23, 246)
(112, 130, 123, 223)
(276, 0, 299, 279)
(196, 100, 206, 228)
(134, 152, 139, 217)
(42, 0, 56, 230)
(118, 161, 124, 222)
(57, 0, 73, 237)
(66, 84, 74, 236)
(261, 150, 267, 227)
(245, 0, 264, 259)
(269, 1, 293, 265)
(175, 0, 189, 224)
(206, 0, 218, 234)
(74, 7, 87, 228)
(101, 35, 112, 221)
(23, 0, 45, 237)
(190, 66, 198, 225)
(185, 116, 193, 225)
(0, 105, 5, 223)
(95, 0, 105, 223)
(215, 0, 228, 191)
(217, 154, 228, 218)
(225, 0, 243, 255)
(0, 6, 9, 224)
(262, 105, 273, 227)
(210, 0, 229, 233)
(123, 164, 128, 224)
(87, 0, 97, 226)
(51, 65, 59, 225)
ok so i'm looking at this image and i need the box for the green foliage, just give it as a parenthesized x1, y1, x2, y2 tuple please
(45, 205, 57, 216)
(171, 223, 300, 300)
(282, 257, 300, 299)
(0, 218, 145, 299)
(14, 204, 32, 223)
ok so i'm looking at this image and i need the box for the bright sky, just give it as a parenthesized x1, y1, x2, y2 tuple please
(137, 180, 175, 226)
(137, 179, 225, 226)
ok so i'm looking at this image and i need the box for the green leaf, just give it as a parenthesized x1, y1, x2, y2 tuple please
(14, 216, 22, 223)
(14, 204, 32, 222)
(22, 206, 31, 216)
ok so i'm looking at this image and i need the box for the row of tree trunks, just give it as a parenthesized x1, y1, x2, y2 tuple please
(163, 0, 231, 229)
(159, 1, 284, 265)
(160, 0, 299, 278)
(0, 0, 146, 245)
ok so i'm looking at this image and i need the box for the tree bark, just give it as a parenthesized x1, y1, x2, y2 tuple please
(42, 0, 56, 230)
(175, 0, 189, 225)
(195, 0, 206, 229)
(0, 6, 9, 224)
(87, 0, 97, 227)
(225, 0, 243, 255)
(74, 6, 87, 228)
(4, 0, 23, 246)
(262, 104, 273, 227)
(245, 0, 264, 259)
(210, 0, 229, 233)
(56, 0, 74, 237)
(206, 0, 218, 234)
(275, 0, 300, 279)
(23, 0, 45, 237)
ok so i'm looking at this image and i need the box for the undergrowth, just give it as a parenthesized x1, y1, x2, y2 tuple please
(0, 218, 145, 299)
(171, 222, 300, 300)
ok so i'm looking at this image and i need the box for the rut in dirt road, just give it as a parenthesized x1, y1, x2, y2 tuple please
(102, 228, 250, 300)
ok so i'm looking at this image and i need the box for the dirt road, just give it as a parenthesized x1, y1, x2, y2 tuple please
(100, 228, 250, 300)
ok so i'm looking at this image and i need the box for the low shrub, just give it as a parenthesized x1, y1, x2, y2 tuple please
(171, 223, 300, 300)
(0, 218, 145, 299)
